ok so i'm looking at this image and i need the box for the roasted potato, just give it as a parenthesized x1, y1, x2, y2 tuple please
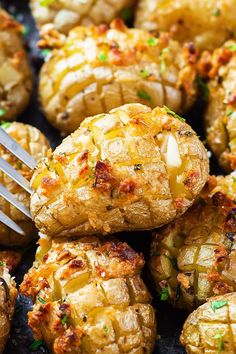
(180, 292, 236, 353)
(0, 9, 32, 121)
(150, 173, 236, 311)
(135, 0, 236, 52)
(30, 103, 209, 238)
(0, 263, 18, 353)
(0, 121, 49, 247)
(20, 234, 157, 354)
(200, 40, 236, 172)
(30, 0, 134, 34)
(39, 20, 198, 134)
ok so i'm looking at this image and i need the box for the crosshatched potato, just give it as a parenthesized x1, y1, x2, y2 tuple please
(0, 264, 18, 354)
(30, 0, 134, 34)
(0, 122, 49, 247)
(135, 0, 236, 52)
(0, 9, 32, 121)
(30, 103, 209, 238)
(150, 173, 236, 311)
(180, 292, 236, 353)
(39, 19, 198, 134)
(20, 234, 157, 354)
(199, 40, 236, 172)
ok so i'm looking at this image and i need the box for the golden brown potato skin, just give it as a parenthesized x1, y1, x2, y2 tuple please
(39, 20, 198, 134)
(0, 265, 18, 353)
(150, 173, 236, 311)
(0, 9, 32, 121)
(135, 0, 236, 52)
(0, 122, 49, 246)
(30, 103, 209, 238)
(180, 292, 236, 353)
(20, 234, 156, 354)
(200, 40, 236, 172)
(31, 0, 134, 34)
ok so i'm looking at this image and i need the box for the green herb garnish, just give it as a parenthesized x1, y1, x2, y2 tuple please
(61, 315, 68, 326)
(226, 109, 234, 116)
(103, 325, 109, 332)
(213, 333, 224, 353)
(98, 52, 108, 62)
(211, 300, 228, 312)
(0, 121, 11, 129)
(196, 76, 209, 102)
(0, 261, 5, 266)
(137, 90, 151, 101)
(160, 287, 169, 301)
(160, 47, 169, 74)
(147, 37, 158, 46)
(227, 44, 236, 51)
(40, 0, 56, 6)
(163, 105, 185, 122)
(0, 109, 6, 117)
(40, 49, 52, 57)
(140, 69, 150, 79)
(22, 25, 30, 37)
(120, 8, 133, 21)
(30, 339, 43, 351)
(212, 8, 221, 16)
(38, 296, 46, 304)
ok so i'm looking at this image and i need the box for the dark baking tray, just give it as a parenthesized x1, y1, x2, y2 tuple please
(0, 1, 223, 353)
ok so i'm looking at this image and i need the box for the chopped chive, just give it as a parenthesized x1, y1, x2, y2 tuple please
(137, 90, 151, 101)
(38, 296, 46, 304)
(211, 300, 228, 312)
(147, 37, 158, 46)
(213, 333, 224, 353)
(98, 52, 108, 62)
(40, 0, 56, 6)
(30, 339, 43, 351)
(0, 109, 6, 117)
(61, 315, 68, 325)
(226, 109, 234, 116)
(103, 325, 109, 332)
(228, 44, 236, 51)
(212, 8, 221, 16)
(160, 287, 169, 301)
(160, 47, 169, 74)
(140, 69, 150, 79)
(0, 261, 5, 266)
(163, 105, 185, 122)
(0, 121, 11, 129)
(40, 49, 52, 57)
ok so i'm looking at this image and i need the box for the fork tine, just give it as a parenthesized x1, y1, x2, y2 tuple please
(0, 210, 25, 236)
(0, 184, 32, 219)
(0, 127, 37, 170)
(0, 157, 33, 194)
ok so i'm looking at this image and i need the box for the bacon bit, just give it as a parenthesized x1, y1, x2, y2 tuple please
(0, 13, 22, 32)
(53, 327, 84, 354)
(41, 176, 61, 196)
(110, 47, 136, 66)
(42, 254, 49, 263)
(110, 18, 127, 31)
(214, 244, 228, 264)
(207, 270, 221, 282)
(212, 192, 232, 207)
(77, 150, 89, 177)
(213, 282, 234, 295)
(96, 24, 108, 35)
(183, 42, 198, 65)
(69, 259, 84, 269)
(177, 273, 190, 289)
(184, 170, 200, 189)
(28, 303, 51, 339)
(93, 161, 116, 192)
(78, 150, 88, 163)
(55, 154, 68, 165)
(56, 250, 72, 262)
(178, 65, 196, 96)
(173, 197, 185, 209)
(119, 178, 136, 194)
(204, 47, 232, 79)
(197, 50, 213, 77)
(225, 208, 236, 228)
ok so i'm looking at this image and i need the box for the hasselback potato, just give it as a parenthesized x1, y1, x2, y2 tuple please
(180, 292, 236, 353)
(20, 234, 157, 354)
(135, 0, 236, 52)
(39, 20, 198, 134)
(150, 173, 236, 311)
(30, 0, 134, 34)
(0, 9, 32, 121)
(0, 122, 49, 246)
(0, 263, 18, 353)
(30, 103, 209, 238)
(200, 40, 236, 172)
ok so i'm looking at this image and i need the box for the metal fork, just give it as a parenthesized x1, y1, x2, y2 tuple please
(0, 127, 37, 235)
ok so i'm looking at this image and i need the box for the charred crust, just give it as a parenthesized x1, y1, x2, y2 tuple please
(93, 161, 116, 192)
(68, 259, 84, 269)
(119, 178, 136, 194)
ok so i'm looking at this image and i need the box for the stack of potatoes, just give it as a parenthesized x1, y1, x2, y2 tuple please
(0, 1, 235, 353)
